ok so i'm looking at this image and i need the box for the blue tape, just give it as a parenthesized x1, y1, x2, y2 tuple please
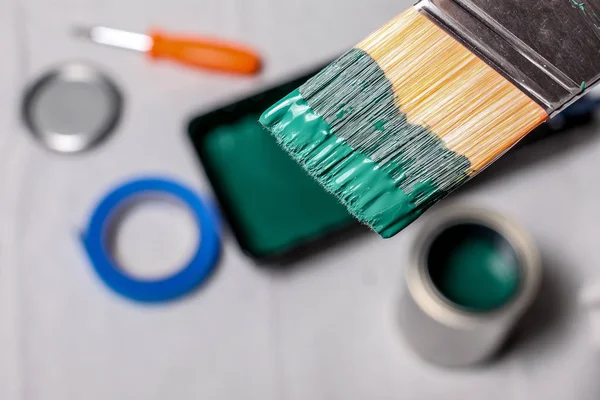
(81, 177, 221, 303)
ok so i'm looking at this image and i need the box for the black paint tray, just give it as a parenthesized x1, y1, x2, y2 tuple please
(188, 68, 359, 263)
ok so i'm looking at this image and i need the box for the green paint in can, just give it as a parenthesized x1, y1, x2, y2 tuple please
(427, 223, 521, 312)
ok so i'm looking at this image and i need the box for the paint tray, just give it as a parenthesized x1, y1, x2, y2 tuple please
(188, 68, 358, 263)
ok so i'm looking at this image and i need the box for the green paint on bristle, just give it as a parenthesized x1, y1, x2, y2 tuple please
(259, 49, 471, 237)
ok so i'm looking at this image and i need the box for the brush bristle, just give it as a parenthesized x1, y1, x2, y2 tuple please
(260, 7, 548, 238)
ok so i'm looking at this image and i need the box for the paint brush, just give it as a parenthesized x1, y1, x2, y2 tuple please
(259, 0, 600, 238)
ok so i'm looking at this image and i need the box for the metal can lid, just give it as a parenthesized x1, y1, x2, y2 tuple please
(22, 62, 123, 153)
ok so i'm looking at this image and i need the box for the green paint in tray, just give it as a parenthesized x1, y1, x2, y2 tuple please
(201, 115, 354, 258)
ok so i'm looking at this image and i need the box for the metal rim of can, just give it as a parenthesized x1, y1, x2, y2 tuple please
(407, 207, 541, 329)
(21, 62, 123, 154)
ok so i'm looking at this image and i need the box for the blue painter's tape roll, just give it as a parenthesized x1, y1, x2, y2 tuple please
(81, 177, 220, 303)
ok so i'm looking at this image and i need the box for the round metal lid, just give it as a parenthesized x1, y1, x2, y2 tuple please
(22, 62, 123, 153)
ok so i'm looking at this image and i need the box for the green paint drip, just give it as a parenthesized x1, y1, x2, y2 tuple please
(569, 0, 600, 29)
(259, 49, 471, 237)
(571, 0, 586, 11)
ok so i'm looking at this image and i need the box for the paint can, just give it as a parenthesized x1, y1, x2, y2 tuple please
(399, 207, 541, 367)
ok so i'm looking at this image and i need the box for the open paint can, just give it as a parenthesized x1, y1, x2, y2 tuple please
(399, 207, 541, 367)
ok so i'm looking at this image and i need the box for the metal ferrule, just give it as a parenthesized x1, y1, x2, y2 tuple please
(415, 0, 600, 117)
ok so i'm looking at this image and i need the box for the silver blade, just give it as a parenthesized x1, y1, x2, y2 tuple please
(73, 26, 153, 53)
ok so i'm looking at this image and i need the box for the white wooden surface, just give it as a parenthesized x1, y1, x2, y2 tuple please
(1, 0, 599, 399)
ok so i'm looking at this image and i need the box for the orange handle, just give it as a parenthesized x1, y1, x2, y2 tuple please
(149, 30, 262, 75)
